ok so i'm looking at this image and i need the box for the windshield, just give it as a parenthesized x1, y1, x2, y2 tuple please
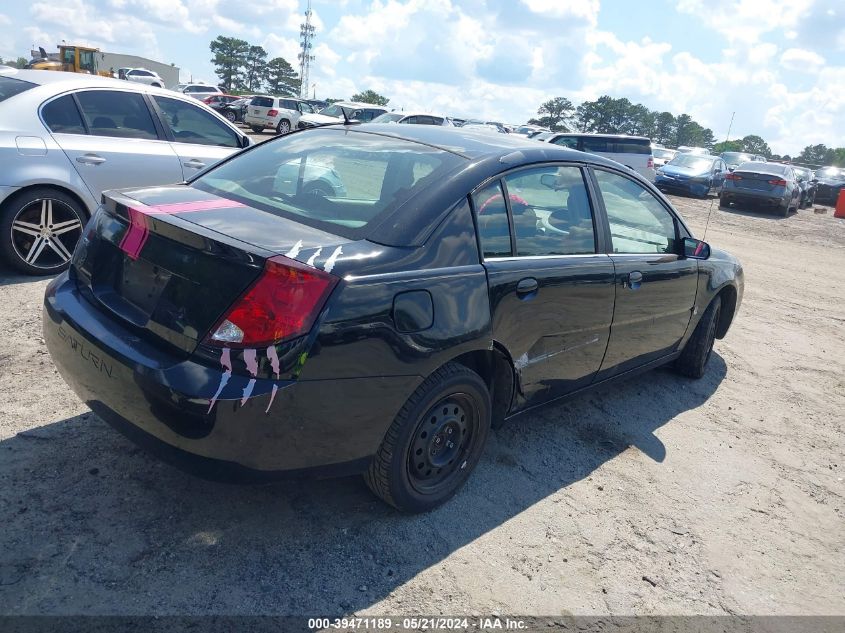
(370, 113, 404, 123)
(0, 76, 36, 103)
(653, 148, 676, 159)
(667, 154, 714, 171)
(721, 152, 753, 165)
(816, 167, 845, 180)
(193, 128, 465, 240)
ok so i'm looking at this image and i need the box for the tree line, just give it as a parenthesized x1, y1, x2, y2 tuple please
(209, 36, 301, 95)
(528, 95, 845, 167)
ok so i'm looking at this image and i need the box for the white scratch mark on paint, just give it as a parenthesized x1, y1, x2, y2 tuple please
(286, 240, 303, 259)
(323, 246, 342, 273)
(514, 353, 529, 370)
(305, 247, 322, 267)
(207, 348, 233, 413)
(265, 345, 281, 413)
(241, 348, 258, 405)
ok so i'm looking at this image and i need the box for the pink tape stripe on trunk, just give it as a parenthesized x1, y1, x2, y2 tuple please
(118, 207, 150, 260)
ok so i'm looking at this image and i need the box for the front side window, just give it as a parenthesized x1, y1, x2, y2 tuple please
(75, 90, 158, 140)
(594, 169, 677, 255)
(42, 95, 86, 134)
(502, 166, 596, 256)
(79, 50, 95, 73)
(472, 181, 511, 258)
(153, 96, 239, 148)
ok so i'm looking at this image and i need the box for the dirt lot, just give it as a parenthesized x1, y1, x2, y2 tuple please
(0, 193, 843, 618)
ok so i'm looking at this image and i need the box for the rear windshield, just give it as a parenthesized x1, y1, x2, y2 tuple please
(193, 128, 466, 240)
(736, 162, 788, 175)
(251, 96, 274, 108)
(653, 148, 676, 159)
(0, 76, 36, 103)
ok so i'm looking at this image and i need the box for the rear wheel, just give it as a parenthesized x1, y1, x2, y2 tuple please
(276, 119, 291, 134)
(675, 296, 721, 379)
(0, 188, 86, 276)
(719, 194, 729, 208)
(224, 110, 237, 123)
(365, 362, 491, 513)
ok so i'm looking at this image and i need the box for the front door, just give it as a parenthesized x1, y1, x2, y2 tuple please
(590, 168, 699, 379)
(476, 165, 616, 409)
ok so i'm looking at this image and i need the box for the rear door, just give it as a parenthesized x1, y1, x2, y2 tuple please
(246, 95, 274, 125)
(150, 95, 243, 178)
(44, 90, 183, 200)
(590, 168, 698, 379)
(477, 164, 616, 408)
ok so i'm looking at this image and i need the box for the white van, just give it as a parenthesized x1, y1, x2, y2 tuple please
(244, 96, 316, 134)
(540, 133, 655, 181)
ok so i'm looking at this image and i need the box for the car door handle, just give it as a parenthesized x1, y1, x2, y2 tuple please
(516, 277, 539, 296)
(76, 154, 106, 165)
(624, 271, 643, 290)
(183, 159, 206, 169)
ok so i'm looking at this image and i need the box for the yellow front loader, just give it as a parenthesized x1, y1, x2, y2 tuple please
(28, 45, 112, 77)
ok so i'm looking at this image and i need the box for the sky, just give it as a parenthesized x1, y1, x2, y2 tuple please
(1, 0, 843, 156)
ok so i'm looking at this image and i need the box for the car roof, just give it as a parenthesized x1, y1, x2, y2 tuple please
(0, 67, 134, 89)
(550, 132, 651, 141)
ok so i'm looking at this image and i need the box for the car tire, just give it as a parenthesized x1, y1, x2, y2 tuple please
(719, 194, 729, 208)
(0, 187, 86, 276)
(276, 120, 291, 134)
(224, 111, 237, 123)
(364, 362, 492, 513)
(303, 181, 334, 198)
(250, 126, 264, 134)
(674, 296, 722, 379)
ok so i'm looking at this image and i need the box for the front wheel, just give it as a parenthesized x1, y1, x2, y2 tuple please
(675, 296, 721, 379)
(365, 362, 491, 513)
(276, 119, 291, 134)
(224, 111, 237, 123)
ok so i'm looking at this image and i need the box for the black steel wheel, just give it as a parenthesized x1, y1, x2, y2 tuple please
(0, 188, 85, 275)
(365, 362, 491, 513)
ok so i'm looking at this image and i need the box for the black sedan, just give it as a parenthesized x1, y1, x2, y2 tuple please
(43, 125, 744, 512)
(814, 166, 845, 205)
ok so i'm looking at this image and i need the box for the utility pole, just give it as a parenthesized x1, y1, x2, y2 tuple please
(298, 1, 315, 99)
(725, 111, 735, 143)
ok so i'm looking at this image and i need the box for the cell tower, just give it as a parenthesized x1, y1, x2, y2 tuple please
(298, 1, 316, 99)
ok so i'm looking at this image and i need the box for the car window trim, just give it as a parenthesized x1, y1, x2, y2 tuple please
(38, 91, 90, 136)
(147, 93, 242, 148)
(53, 88, 165, 142)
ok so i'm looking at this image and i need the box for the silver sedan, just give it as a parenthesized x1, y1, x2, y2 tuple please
(0, 68, 251, 275)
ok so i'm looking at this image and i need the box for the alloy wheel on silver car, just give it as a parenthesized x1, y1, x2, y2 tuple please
(11, 198, 83, 270)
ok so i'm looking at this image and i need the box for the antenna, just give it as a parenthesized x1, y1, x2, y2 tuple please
(298, 1, 316, 99)
(702, 196, 716, 241)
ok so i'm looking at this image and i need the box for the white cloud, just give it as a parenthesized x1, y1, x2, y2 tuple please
(780, 47, 825, 71)
(520, 0, 599, 25)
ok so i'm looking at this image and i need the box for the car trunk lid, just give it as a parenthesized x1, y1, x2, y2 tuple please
(730, 170, 784, 192)
(72, 185, 351, 357)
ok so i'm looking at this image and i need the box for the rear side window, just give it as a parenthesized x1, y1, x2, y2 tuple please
(582, 137, 651, 155)
(251, 96, 274, 108)
(153, 96, 239, 148)
(551, 136, 578, 149)
(280, 99, 298, 110)
(193, 128, 465, 240)
(75, 90, 158, 140)
(42, 95, 86, 134)
(472, 181, 512, 258)
(0, 76, 36, 103)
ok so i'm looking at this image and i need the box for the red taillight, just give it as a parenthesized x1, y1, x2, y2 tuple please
(768, 178, 787, 186)
(203, 96, 214, 103)
(267, 109, 279, 117)
(647, 157, 654, 169)
(725, 173, 742, 181)
(205, 256, 338, 348)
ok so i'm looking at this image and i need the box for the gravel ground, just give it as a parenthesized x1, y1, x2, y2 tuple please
(0, 189, 843, 618)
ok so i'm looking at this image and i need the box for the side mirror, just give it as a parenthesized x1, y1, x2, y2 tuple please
(540, 173, 558, 189)
(241, 135, 252, 148)
(728, 166, 735, 172)
(683, 237, 710, 260)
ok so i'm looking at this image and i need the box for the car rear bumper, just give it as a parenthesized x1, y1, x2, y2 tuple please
(655, 177, 709, 196)
(43, 273, 420, 480)
(721, 189, 786, 207)
(243, 115, 267, 127)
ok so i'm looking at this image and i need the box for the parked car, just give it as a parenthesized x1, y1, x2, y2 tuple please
(370, 111, 452, 126)
(203, 94, 240, 109)
(0, 68, 251, 275)
(243, 95, 316, 134)
(652, 147, 678, 169)
(655, 154, 726, 197)
(297, 101, 388, 129)
(720, 162, 801, 216)
(218, 96, 252, 124)
(676, 146, 711, 156)
(512, 124, 550, 138)
(791, 166, 817, 208)
(540, 133, 656, 181)
(43, 124, 743, 512)
(813, 166, 845, 205)
(177, 84, 223, 100)
(122, 68, 165, 88)
(720, 152, 756, 170)
(461, 123, 505, 133)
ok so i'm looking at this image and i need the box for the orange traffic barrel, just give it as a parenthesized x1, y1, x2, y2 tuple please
(836, 189, 845, 218)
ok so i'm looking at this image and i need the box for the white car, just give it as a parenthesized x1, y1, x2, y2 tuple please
(177, 84, 223, 100)
(540, 132, 656, 181)
(244, 96, 316, 134)
(369, 111, 452, 126)
(122, 68, 165, 88)
(0, 68, 250, 275)
(297, 101, 388, 129)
